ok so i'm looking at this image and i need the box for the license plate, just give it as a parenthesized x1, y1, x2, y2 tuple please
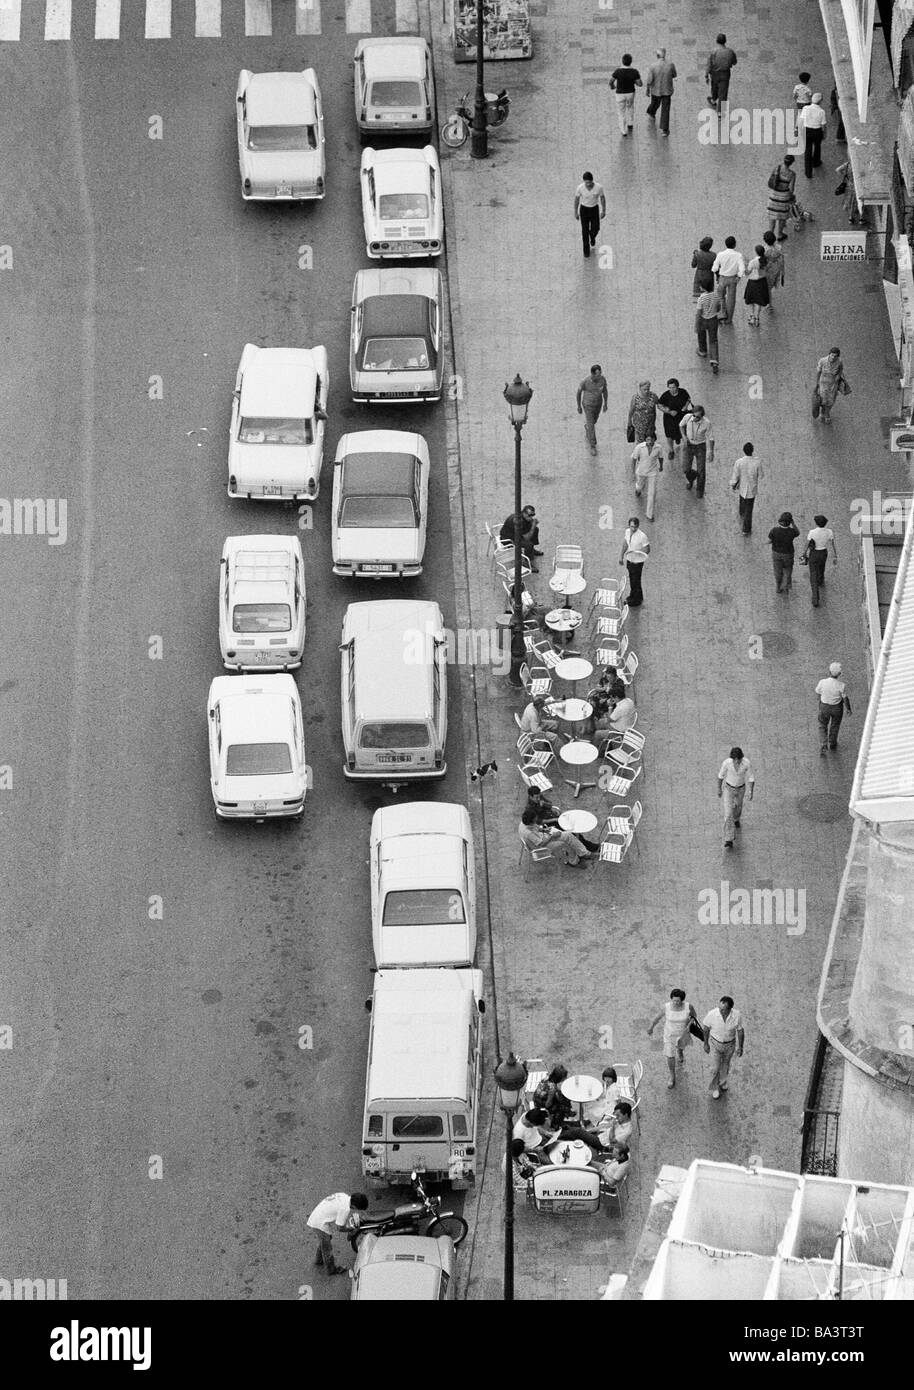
(389, 241, 420, 252)
(262, 485, 282, 496)
(276, 182, 292, 196)
(377, 754, 412, 763)
(253, 802, 267, 815)
(254, 649, 281, 662)
(363, 563, 394, 572)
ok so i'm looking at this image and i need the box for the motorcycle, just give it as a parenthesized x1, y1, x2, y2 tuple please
(347, 1171, 468, 1249)
(441, 89, 510, 149)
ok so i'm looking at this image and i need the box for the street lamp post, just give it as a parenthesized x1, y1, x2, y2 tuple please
(503, 374, 534, 686)
(493, 1052, 529, 1301)
(470, 0, 488, 159)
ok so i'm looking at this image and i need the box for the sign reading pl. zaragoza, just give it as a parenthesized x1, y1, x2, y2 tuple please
(0, 497, 67, 545)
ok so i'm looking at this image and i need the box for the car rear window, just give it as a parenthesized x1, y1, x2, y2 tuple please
(391, 1115, 444, 1138)
(378, 193, 430, 220)
(233, 603, 292, 634)
(361, 338, 429, 372)
(359, 723, 429, 749)
(382, 889, 466, 926)
(369, 80, 423, 108)
(226, 742, 293, 776)
(247, 124, 317, 151)
(339, 495, 417, 528)
(239, 417, 313, 445)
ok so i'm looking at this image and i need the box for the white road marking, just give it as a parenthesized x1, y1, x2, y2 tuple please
(396, 0, 418, 32)
(95, 0, 121, 39)
(45, 0, 71, 40)
(245, 0, 271, 35)
(296, 0, 321, 36)
(145, 0, 171, 39)
(195, 0, 221, 37)
(346, 0, 371, 34)
(0, 0, 20, 42)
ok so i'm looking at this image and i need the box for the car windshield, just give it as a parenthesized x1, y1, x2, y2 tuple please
(361, 338, 429, 372)
(233, 603, 292, 634)
(226, 742, 293, 776)
(369, 80, 423, 109)
(339, 495, 417, 528)
(359, 722, 429, 749)
(246, 124, 317, 151)
(239, 417, 312, 445)
(391, 1114, 444, 1138)
(382, 889, 466, 926)
(378, 193, 430, 220)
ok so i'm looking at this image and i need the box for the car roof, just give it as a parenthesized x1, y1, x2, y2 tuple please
(340, 453, 416, 498)
(358, 37, 427, 79)
(343, 600, 442, 716)
(224, 534, 301, 565)
(373, 801, 469, 842)
(372, 158, 431, 194)
(356, 267, 440, 301)
(362, 295, 429, 339)
(246, 72, 317, 125)
(379, 836, 464, 891)
(210, 677, 297, 741)
(367, 970, 475, 1101)
(336, 429, 427, 461)
(241, 350, 317, 415)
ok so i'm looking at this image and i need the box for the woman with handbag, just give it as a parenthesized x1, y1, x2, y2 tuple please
(647, 988, 702, 1089)
(627, 380, 660, 443)
(813, 346, 849, 424)
(766, 153, 796, 241)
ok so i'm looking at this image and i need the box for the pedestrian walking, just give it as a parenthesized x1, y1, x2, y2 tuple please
(573, 171, 606, 259)
(834, 161, 860, 224)
(647, 988, 701, 1089)
(702, 996, 745, 1098)
(743, 244, 771, 326)
(680, 405, 714, 498)
(610, 53, 642, 136)
(691, 236, 715, 298)
(802, 513, 837, 606)
(307, 1191, 369, 1275)
(706, 33, 738, 114)
(793, 71, 813, 111)
(626, 379, 660, 443)
(576, 363, 609, 455)
(711, 236, 745, 324)
(500, 503, 542, 568)
(645, 47, 677, 135)
(718, 747, 755, 847)
(730, 443, 762, 534)
(694, 286, 723, 372)
(619, 516, 650, 606)
(799, 93, 826, 178)
(767, 510, 800, 593)
(761, 230, 785, 310)
(766, 153, 797, 240)
(815, 661, 851, 753)
(813, 346, 849, 424)
(657, 377, 693, 462)
(631, 433, 663, 520)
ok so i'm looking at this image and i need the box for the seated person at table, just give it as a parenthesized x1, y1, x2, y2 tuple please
(519, 695, 563, 750)
(519, 808, 592, 866)
(561, 1096, 634, 1152)
(582, 691, 614, 739)
(525, 786, 561, 826)
(533, 1065, 575, 1129)
(595, 1142, 630, 1185)
(583, 1067, 622, 1126)
(602, 1101, 635, 1149)
(500, 505, 541, 569)
(601, 695, 637, 749)
(502, 1137, 544, 1184)
(512, 1107, 559, 1155)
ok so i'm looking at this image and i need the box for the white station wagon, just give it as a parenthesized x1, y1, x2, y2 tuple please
(331, 430, 429, 578)
(370, 802, 477, 969)
(207, 674, 307, 821)
(360, 147, 443, 259)
(354, 37, 435, 138)
(228, 343, 329, 501)
(219, 535, 306, 671)
(236, 69, 326, 201)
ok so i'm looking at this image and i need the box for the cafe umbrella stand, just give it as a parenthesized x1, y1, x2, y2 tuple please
(494, 1052, 528, 1301)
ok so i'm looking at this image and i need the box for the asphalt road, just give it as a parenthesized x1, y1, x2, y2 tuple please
(0, 10, 466, 1300)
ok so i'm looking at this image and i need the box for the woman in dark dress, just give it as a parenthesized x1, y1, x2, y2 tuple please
(691, 236, 715, 298)
(743, 245, 771, 327)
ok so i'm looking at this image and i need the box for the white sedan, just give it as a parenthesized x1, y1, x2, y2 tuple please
(219, 535, 306, 671)
(370, 802, 476, 968)
(207, 674, 307, 821)
(331, 430, 429, 578)
(349, 268, 443, 404)
(360, 147, 443, 259)
(228, 344, 329, 501)
(236, 69, 326, 201)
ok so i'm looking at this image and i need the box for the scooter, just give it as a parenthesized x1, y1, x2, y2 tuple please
(441, 89, 510, 149)
(348, 1171, 468, 1249)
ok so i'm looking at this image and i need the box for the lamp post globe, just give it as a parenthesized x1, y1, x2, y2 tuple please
(494, 1052, 529, 1114)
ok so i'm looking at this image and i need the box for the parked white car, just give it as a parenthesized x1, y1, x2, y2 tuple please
(349, 268, 443, 404)
(228, 344, 329, 501)
(207, 674, 307, 820)
(370, 802, 476, 968)
(236, 69, 326, 201)
(353, 37, 435, 139)
(331, 430, 429, 578)
(360, 147, 443, 259)
(350, 1233, 457, 1300)
(219, 535, 306, 671)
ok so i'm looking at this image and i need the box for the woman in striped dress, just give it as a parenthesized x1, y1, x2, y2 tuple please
(766, 154, 796, 241)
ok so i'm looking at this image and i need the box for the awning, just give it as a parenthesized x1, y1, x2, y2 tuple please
(820, 0, 894, 204)
(892, 0, 914, 83)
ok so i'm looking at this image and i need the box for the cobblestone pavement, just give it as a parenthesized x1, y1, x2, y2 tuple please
(432, 0, 911, 1298)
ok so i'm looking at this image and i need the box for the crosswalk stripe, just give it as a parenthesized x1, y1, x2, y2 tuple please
(296, 0, 322, 36)
(0, 0, 21, 43)
(396, 0, 418, 33)
(145, 0, 171, 39)
(195, 0, 220, 37)
(245, 0, 271, 35)
(45, 0, 70, 40)
(345, 0, 371, 34)
(95, 0, 120, 39)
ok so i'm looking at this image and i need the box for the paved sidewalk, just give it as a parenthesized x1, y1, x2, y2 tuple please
(433, 0, 910, 1299)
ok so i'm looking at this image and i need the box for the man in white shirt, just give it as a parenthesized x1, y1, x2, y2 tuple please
(573, 171, 607, 259)
(618, 516, 650, 606)
(702, 996, 745, 1098)
(307, 1190, 369, 1274)
(717, 745, 755, 847)
(815, 661, 851, 753)
(804, 512, 837, 607)
(681, 406, 715, 498)
(631, 433, 663, 520)
(711, 236, 746, 324)
(596, 1142, 631, 1185)
(730, 442, 762, 534)
(512, 1107, 559, 1153)
(799, 93, 826, 178)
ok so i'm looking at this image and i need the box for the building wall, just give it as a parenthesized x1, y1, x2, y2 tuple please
(848, 832, 914, 1052)
(839, 1058, 914, 1182)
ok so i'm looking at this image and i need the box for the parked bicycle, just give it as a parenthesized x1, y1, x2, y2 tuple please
(441, 89, 510, 149)
(347, 1171, 468, 1248)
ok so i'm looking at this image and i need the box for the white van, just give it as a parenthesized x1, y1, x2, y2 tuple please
(340, 600, 448, 782)
(362, 968, 485, 1189)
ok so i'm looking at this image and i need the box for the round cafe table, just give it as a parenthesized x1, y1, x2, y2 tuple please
(559, 741, 599, 798)
(546, 1138, 594, 1168)
(544, 607, 583, 647)
(549, 572, 587, 609)
(560, 1074, 604, 1123)
(554, 656, 594, 695)
(558, 809, 599, 836)
(546, 697, 592, 736)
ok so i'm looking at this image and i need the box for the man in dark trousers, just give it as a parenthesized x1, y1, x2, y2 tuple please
(645, 48, 677, 135)
(573, 171, 606, 259)
(706, 33, 737, 114)
(500, 505, 542, 569)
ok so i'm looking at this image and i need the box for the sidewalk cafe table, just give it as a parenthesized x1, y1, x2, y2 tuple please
(549, 572, 587, 610)
(560, 1074, 604, 1123)
(559, 740, 599, 797)
(546, 697, 592, 736)
(558, 809, 598, 837)
(546, 1138, 595, 1168)
(544, 607, 583, 646)
(554, 656, 594, 695)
